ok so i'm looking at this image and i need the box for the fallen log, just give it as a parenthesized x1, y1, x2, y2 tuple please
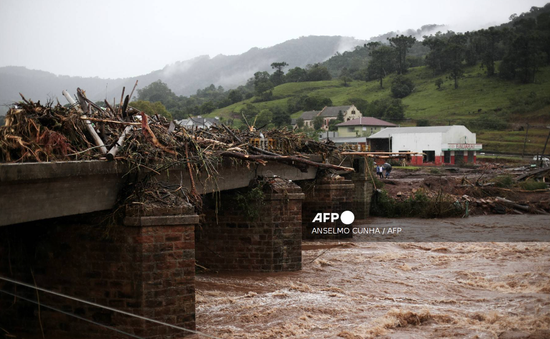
(63, 90, 108, 154)
(342, 151, 425, 155)
(220, 152, 354, 172)
(516, 167, 550, 182)
(79, 117, 140, 126)
(221, 123, 281, 156)
(495, 197, 530, 211)
(141, 113, 177, 156)
(106, 125, 133, 161)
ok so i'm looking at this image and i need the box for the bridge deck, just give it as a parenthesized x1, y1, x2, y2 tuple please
(0, 157, 322, 227)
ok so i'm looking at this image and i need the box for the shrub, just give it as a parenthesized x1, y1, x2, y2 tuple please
(416, 119, 430, 126)
(468, 116, 508, 131)
(493, 175, 514, 188)
(519, 180, 547, 191)
(370, 189, 464, 218)
(391, 76, 415, 98)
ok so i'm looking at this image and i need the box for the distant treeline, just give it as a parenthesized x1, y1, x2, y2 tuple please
(124, 3, 550, 122)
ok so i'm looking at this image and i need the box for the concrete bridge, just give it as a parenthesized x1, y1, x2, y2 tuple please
(0, 156, 373, 338)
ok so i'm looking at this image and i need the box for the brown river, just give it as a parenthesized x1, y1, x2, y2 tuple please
(193, 216, 550, 339)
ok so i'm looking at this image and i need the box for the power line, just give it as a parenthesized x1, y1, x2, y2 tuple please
(0, 289, 144, 339)
(0, 276, 221, 339)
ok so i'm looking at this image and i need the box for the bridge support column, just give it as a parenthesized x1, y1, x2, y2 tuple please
(196, 178, 304, 272)
(0, 206, 198, 339)
(300, 177, 355, 239)
(347, 157, 374, 220)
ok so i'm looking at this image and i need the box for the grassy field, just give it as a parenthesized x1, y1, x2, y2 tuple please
(207, 64, 550, 154)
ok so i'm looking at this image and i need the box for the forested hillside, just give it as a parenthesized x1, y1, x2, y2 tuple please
(0, 36, 365, 111)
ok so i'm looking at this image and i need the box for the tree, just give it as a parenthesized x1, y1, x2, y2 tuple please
(217, 97, 232, 109)
(388, 35, 417, 74)
(435, 78, 444, 89)
(346, 98, 369, 115)
(304, 96, 332, 111)
(499, 18, 546, 83)
(367, 44, 396, 88)
(272, 108, 291, 127)
(477, 27, 504, 76)
(130, 100, 172, 119)
(199, 101, 215, 115)
(240, 103, 259, 124)
(340, 75, 352, 87)
(328, 119, 340, 131)
(423, 34, 451, 75)
(228, 89, 243, 104)
(306, 64, 332, 81)
(364, 98, 404, 120)
(383, 99, 405, 121)
(446, 34, 467, 89)
(270, 62, 289, 85)
(255, 109, 273, 128)
(137, 80, 178, 110)
(313, 116, 324, 130)
(253, 71, 274, 96)
(339, 68, 352, 86)
(391, 76, 414, 98)
(286, 67, 308, 82)
(296, 118, 305, 129)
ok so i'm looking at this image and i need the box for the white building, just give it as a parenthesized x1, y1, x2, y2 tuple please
(367, 125, 482, 165)
(176, 116, 220, 129)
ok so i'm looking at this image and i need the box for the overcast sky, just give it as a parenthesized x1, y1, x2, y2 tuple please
(1, 0, 547, 79)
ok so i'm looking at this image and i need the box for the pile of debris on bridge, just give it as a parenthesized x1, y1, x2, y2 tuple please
(0, 87, 353, 175)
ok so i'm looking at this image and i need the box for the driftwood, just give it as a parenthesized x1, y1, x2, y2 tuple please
(495, 197, 530, 211)
(106, 125, 133, 161)
(221, 123, 281, 156)
(119, 87, 125, 116)
(495, 197, 549, 214)
(220, 151, 354, 173)
(516, 167, 550, 182)
(128, 80, 139, 103)
(80, 117, 140, 126)
(141, 114, 177, 156)
(121, 95, 130, 118)
(63, 90, 108, 154)
(103, 99, 117, 118)
(342, 151, 425, 155)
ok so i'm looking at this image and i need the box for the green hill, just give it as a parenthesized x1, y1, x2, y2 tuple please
(207, 64, 550, 155)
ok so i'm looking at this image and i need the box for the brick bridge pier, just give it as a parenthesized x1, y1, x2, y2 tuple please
(0, 157, 373, 338)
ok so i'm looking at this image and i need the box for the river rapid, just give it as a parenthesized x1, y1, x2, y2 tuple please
(194, 216, 550, 339)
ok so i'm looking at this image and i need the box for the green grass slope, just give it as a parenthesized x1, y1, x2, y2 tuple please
(208, 64, 550, 154)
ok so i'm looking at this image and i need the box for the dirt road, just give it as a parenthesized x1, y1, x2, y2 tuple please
(195, 216, 550, 339)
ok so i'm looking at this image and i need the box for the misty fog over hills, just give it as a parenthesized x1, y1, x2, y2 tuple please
(0, 25, 444, 115)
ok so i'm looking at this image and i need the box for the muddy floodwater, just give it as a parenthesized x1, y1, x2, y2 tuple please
(194, 216, 550, 339)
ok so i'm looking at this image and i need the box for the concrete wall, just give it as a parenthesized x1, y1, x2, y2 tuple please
(391, 132, 444, 156)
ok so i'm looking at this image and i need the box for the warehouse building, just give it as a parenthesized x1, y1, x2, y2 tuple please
(367, 125, 482, 165)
